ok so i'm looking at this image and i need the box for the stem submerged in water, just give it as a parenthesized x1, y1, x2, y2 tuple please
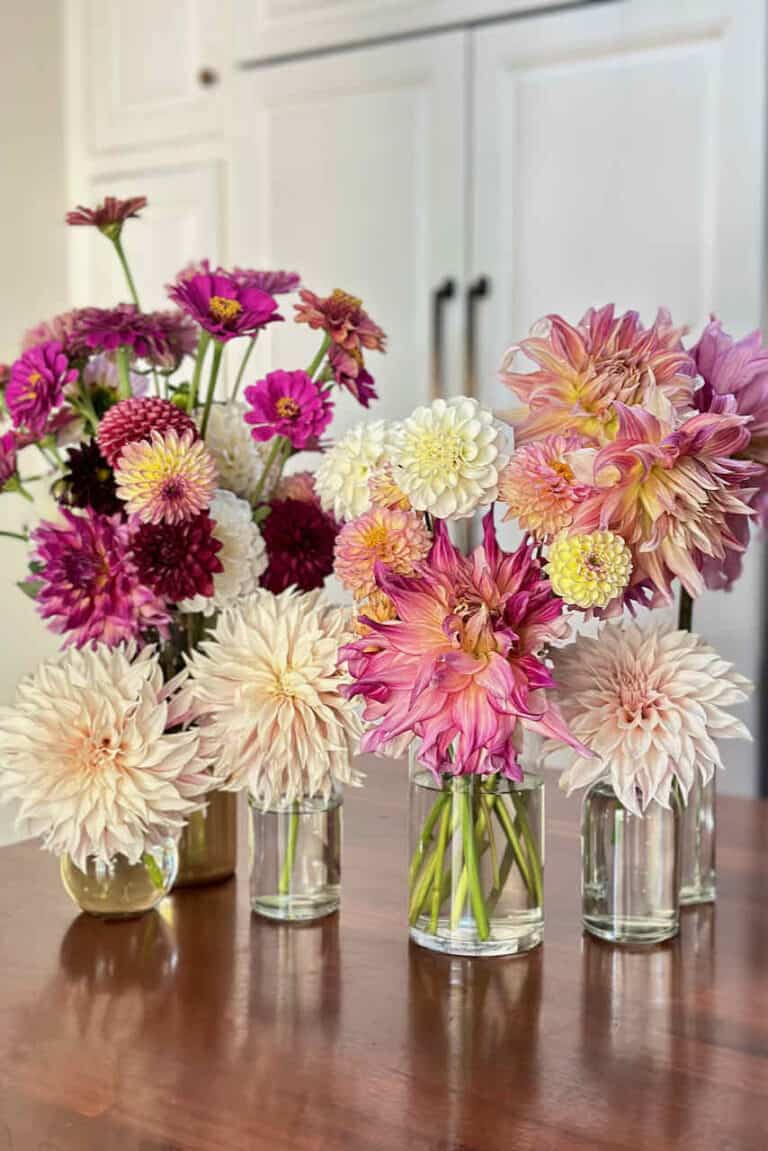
(278, 804, 300, 896)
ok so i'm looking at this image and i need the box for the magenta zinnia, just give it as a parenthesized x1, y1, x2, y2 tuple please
(501, 304, 695, 445)
(115, 428, 218, 525)
(73, 304, 173, 362)
(260, 497, 339, 593)
(334, 506, 432, 599)
(32, 509, 168, 648)
(0, 431, 18, 488)
(6, 341, 77, 436)
(168, 271, 281, 342)
(244, 369, 333, 449)
(98, 396, 198, 465)
(232, 267, 300, 295)
(131, 514, 224, 602)
(294, 288, 386, 353)
(342, 514, 583, 779)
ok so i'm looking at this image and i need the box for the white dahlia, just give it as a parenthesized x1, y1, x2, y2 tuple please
(180, 489, 267, 615)
(552, 620, 752, 814)
(0, 644, 211, 870)
(183, 588, 364, 806)
(201, 402, 280, 502)
(390, 396, 505, 520)
(314, 419, 393, 521)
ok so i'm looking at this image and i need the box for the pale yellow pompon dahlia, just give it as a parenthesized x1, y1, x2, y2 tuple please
(546, 530, 632, 609)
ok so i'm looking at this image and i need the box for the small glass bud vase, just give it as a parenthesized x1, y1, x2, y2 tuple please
(679, 773, 716, 905)
(60, 840, 178, 919)
(581, 780, 680, 945)
(175, 789, 238, 888)
(248, 788, 342, 921)
(408, 761, 544, 958)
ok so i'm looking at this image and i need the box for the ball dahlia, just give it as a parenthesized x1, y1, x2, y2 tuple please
(334, 506, 432, 599)
(202, 402, 280, 502)
(114, 429, 218, 525)
(260, 497, 338, 593)
(546, 530, 632, 610)
(498, 434, 592, 540)
(131, 513, 224, 603)
(98, 396, 198, 466)
(314, 419, 393, 521)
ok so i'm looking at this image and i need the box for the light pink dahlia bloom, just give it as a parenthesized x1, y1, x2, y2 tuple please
(500, 304, 695, 445)
(552, 620, 752, 814)
(498, 433, 592, 540)
(342, 514, 585, 779)
(334, 506, 432, 599)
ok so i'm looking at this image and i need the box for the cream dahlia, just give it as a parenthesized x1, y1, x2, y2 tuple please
(0, 644, 211, 869)
(552, 620, 752, 814)
(115, 428, 218, 525)
(390, 397, 505, 520)
(334, 506, 432, 598)
(498, 434, 592, 539)
(202, 402, 280, 503)
(182, 589, 364, 806)
(314, 419, 393, 521)
(180, 489, 267, 614)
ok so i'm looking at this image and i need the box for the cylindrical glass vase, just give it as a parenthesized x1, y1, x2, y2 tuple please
(408, 764, 544, 958)
(175, 789, 238, 888)
(582, 780, 680, 945)
(60, 840, 178, 919)
(249, 788, 342, 922)
(679, 773, 716, 905)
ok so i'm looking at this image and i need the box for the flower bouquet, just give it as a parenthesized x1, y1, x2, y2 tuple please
(0, 194, 385, 897)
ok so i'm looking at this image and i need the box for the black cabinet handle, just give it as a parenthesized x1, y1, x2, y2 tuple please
(465, 275, 490, 399)
(431, 278, 456, 400)
(198, 67, 220, 87)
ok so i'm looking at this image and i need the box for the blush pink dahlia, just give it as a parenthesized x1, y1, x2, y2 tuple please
(6, 341, 78, 435)
(342, 514, 584, 779)
(244, 369, 333, 449)
(294, 288, 386, 353)
(498, 434, 592, 540)
(501, 304, 695, 445)
(97, 396, 198, 466)
(32, 509, 169, 648)
(334, 506, 432, 599)
(115, 429, 218, 525)
(168, 271, 281, 342)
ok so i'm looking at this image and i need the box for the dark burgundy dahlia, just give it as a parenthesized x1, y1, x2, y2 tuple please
(131, 514, 224, 603)
(260, 497, 338, 593)
(59, 439, 121, 515)
(97, 396, 198, 466)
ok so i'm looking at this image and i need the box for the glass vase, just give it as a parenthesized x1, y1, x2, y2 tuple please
(408, 762, 544, 958)
(249, 788, 342, 921)
(679, 773, 716, 905)
(60, 840, 178, 919)
(581, 780, 680, 945)
(175, 789, 238, 888)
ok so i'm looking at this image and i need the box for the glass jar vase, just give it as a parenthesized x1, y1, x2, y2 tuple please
(175, 789, 238, 888)
(679, 773, 716, 905)
(249, 788, 342, 921)
(408, 764, 544, 958)
(60, 840, 178, 919)
(582, 780, 680, 945)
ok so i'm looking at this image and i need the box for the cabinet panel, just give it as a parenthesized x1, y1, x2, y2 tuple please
(232, 33, 466, 433)
(472, 0, 766, 793)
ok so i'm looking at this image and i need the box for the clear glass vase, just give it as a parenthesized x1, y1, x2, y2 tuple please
(60, 840, 178, 919)
(175, 789, 238, 888)
(582, 780, 680, 945)
(408, 762, 544, 958)
(679, 773, 716, 905)
(248, 788, 342, 921)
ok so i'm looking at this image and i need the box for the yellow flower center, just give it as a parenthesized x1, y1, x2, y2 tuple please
(549, 459, 574, 483)
(275, 396, 301, 419)
(360, 523, 390, 551)
(412, 429, 465, 475)
(209, 296, 242, 323)
(331, 289, 362, 310)
(28, 371, 42, 386)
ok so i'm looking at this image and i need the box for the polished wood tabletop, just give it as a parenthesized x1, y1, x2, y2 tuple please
(0, 758, 766, 1151)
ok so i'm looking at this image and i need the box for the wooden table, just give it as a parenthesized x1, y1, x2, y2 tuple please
(0, 759, 766, 1151)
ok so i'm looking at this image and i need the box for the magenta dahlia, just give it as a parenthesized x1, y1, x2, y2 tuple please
(6, 341, 78, 435)
(168, 271, 282, 342)
(0, 431, 18, 488)
(131, 514, 223, 602)
(73, 305, 172, 361)
(97, 396, 198, 465)
(32, 509, 169, 648)
(66, 195, 147, 238)
(244, 369, 333, 449)
(328, 344, 378, 407)
(260, 497, 339, 593)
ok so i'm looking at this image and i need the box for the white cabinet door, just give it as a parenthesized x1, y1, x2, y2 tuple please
(70, 164, 224, 310)
(232, 33, 467, 432)
(471, 0, 766, 794)
(82, 0, 227, 152)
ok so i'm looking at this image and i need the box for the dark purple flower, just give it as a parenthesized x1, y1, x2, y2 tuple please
(6, 342, 78, 435)
(0, 430, 18, 488)
(168, 272, 282, 342)
(260, 498, 339, 593)
(131, 513, 223, 602)
(232, 267, 300, 295)
(244, 369, 333, 449)
(59, 439, 121, 516)
(66, 195, 147, 239)
(73, 304, 173, 362)
(328, 343, 378, 407)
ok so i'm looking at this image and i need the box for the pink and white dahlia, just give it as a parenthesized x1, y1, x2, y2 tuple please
(115, 429, 218, 525)
(552, 620, 753, 814)
(342, 514, 584, 779)
(498, 434, 592, 539)
(500, 304, 695, 445)
(32, 509, 169, 648)
(6, 341, 78, 435)
(334, 506, 432, 599)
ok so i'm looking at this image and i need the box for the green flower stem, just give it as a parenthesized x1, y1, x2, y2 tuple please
(460, 786, 490, 940)
(231, 336, 257, 403)
(250, 435, 286, 505)
(307, 334, 331, 380)
(448, 797, 490, 931)
(482, 795, 500, 891)
(492, 794, 534, 899)
(408, 791, 450, 888)
(112, 235, 142, 310)
(188, 330, 212, 413)
(278, 804, 300, 896)
(115, 347, 132, 399)
(200, 341, 224, 439)
(510, 792, 543, 907)
(0, 530, 29, 541)
(428, 799, 452, 932)
(487, 842, 516, 916)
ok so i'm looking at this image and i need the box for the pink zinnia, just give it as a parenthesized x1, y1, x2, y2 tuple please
(334, 506, 432, 599)
(342, 514, 584, 779)
(168, 271, 281, 342)
(66, 195, 147, 237)
(498, 434, 593, 540)
(22, 309, 88, 357)
(328, 344, 378, 407)
(32, 509, 169, 648)
(98, 396, 198, 466)
(244, 369, 332, 449)
(232, 267, 300, 295)
(0, 431, 18, 487)
(294, 288, 386, 353)
(6, 341, 78, 435)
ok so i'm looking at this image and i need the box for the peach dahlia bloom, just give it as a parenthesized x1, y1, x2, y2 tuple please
(334, 506, 432, 599)
(498, 433, 592, 539)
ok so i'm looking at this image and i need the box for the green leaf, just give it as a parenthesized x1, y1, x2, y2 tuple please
(17, 579, 41, 600)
